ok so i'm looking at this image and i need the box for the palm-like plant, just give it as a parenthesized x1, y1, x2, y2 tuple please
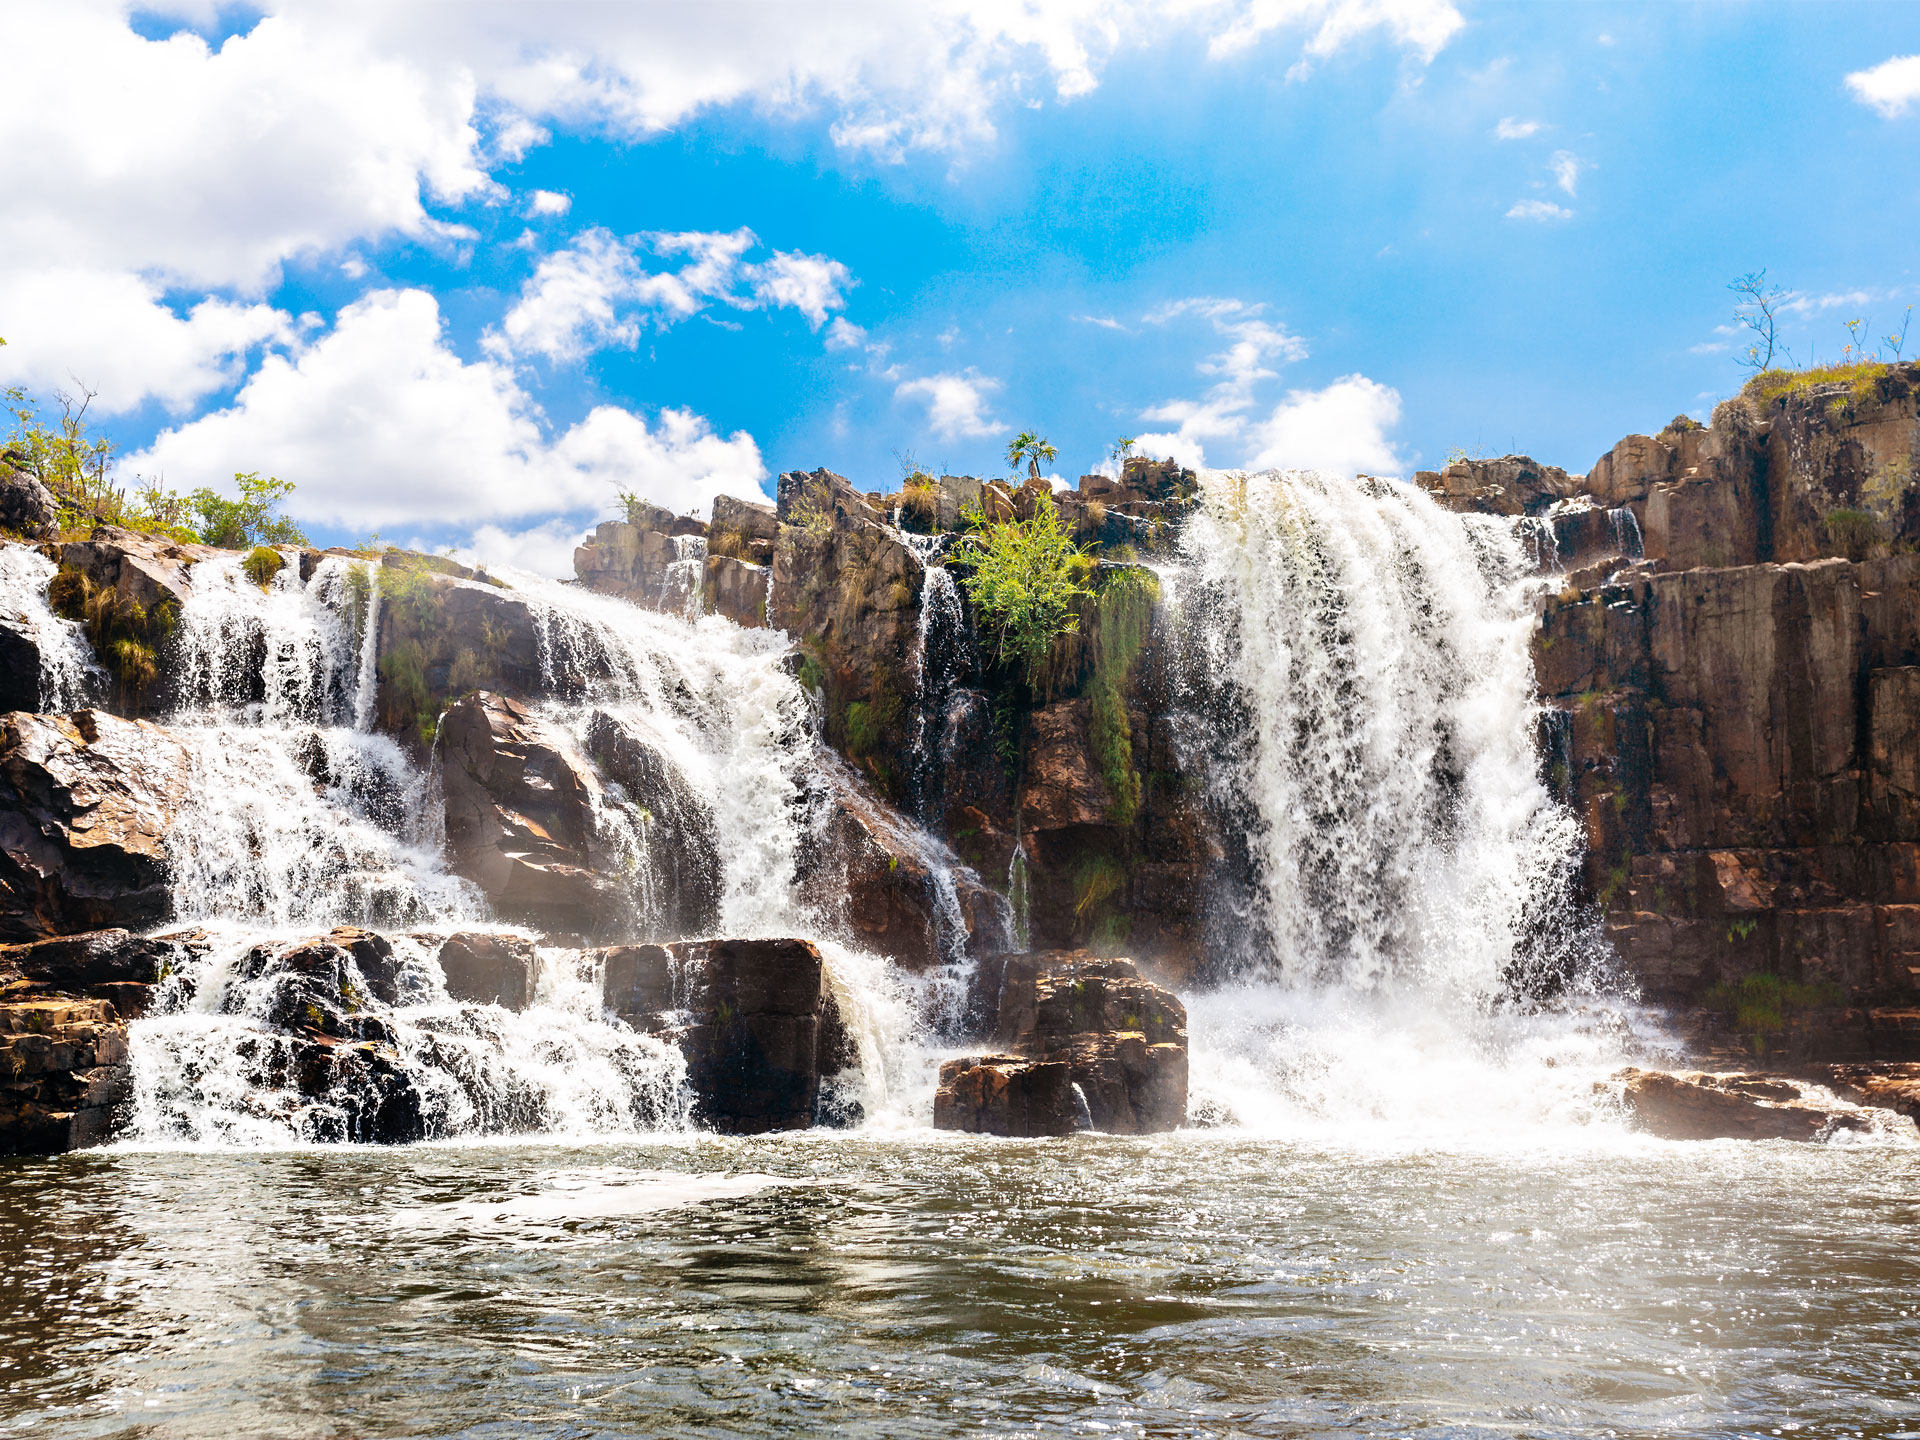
(1007, 431, 1057, 481)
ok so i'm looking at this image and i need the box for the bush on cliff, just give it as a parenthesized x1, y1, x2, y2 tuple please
(952, 494, 1091, 681)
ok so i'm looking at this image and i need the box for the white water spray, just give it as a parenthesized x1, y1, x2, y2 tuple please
(0, 546, 103, 709)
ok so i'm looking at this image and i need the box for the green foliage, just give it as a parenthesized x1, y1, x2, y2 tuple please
(377, 640, 435, 745)
(1704, 973, 1844, 1056)
(48, 563, 177, 699)
(1074, 853, 1127, 929)
(897, 475, 938, 532)
(1743, 361, 1891, 414)
(242, 546, 286, 588)
(952, 494, 1092, 681)
(1083, 566, 1160, 827)
(843, 684, 903, 760)
(1006, 430, 1057, 480)
(1822, 507, 1884, 561)
(785, 473, 835, 541)
(796, 653, 826, 694)
(190, 472, 307, 549)
(1726, 917, 1760, 943)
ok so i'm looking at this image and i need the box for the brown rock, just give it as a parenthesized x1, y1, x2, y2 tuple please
(0, 996, 130, 1154)
(0, 464, 55, 540)
(433, 931, 537, 1010)
(1017, 700, 1110, 831)
(933, 1054, 1079, 1137)
(1611, 1067, 1869, 1141)
(582, 709, 722, 938)
(0, 710, 189, 942)
(1823, 1062, 1920, 1124)
(701, 552, 769, 628)
(708, 495, 778, 565)
(1414, 455, 1578, 517)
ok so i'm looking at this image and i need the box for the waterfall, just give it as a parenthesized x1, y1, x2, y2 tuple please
(1173, 470, 1642, 1137)
(0, 545, 104, 709)
(658, 534, 707, 620)
(1609, 505, 1645, 559)
(906, 553, 971, 825)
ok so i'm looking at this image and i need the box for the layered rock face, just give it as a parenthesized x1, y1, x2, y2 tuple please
(1610, 1066, 1875, 1141)
(598, 936, 855, 1132)
(0, 710, 188, 942)
(938, 950, 1188, 1136)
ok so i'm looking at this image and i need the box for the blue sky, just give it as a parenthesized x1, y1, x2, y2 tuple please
(3, 1, 1918, 571)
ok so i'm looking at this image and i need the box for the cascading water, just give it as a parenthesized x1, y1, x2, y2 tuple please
(1172, 469, 1655, 1139)
(1609, 504, 1645, 559)
(118, 547, 934, 1143)
(0, 545, 103, 708)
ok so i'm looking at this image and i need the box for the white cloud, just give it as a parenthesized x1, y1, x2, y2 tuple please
(490, 227, 854, 363)
(1506, 199, 1572, 221)
(825, 318, 869, 350)
(896, 369, 1005, 438)
(1494, 116, 1541, 140)
(528, 189, 572, 216)
(1073, 313, 1128, 331)
(1846, 54, 1920, 117)
(1246, 374, 1404, 475)
(1550, 149, 1583, 196)
(1137, 298, 1309, 456)
(127, 288, 767, 529)
(453, 518, 595, 580)
(1209, 0, 1463, 70)
(0, 267, 292, 415)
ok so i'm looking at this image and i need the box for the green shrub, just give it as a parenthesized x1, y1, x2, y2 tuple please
(1704, 973, 1843, 1056)
(242, 546, 285, 587)
(1742, 361, 1891, 415)
(843, 684, 903, 759)
(952, 494, 1091, 680)
(190, 471, 307, 549)
(47, 563, 177, 699)
(1083, 566, 1160, 827)
(1822, 508, 1883, 561)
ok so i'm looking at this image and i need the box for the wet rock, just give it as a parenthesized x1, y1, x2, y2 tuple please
(0, 462, 55, 540)
(374, 558, 547, 741)
(436, 692, 614, 934)
(0, 709, 189, 942)
(237, 935, 397, 1045)
(594, 936, 852, 1133)
(1824, 1062, 1920, 1125)
(702, 553, 769, 628)
(1611, 1067, 1871, 1141)
(432, 931, 536, 1010)
(799, 759, 1008, 972)
(58, 525, 216, 629)
(932, 1054, 1079, 1137)
(0, 996, 130, 1154)
(0, 926, 195, 1017)
(584, 709, 722, 938)
(949, 950, 1187, 1134)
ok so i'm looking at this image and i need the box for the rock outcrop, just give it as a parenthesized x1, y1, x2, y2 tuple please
(573, 502, 708, 611)
(372, 555, 548, 743)
(0, 461, 55, 540)
(0, 710, 188, 942)
(1415, 455, 1581, 517)
(944, 950, 1188, 1134)
(1610, 1066, 1874, 1141)
(597, 936, 854, 1132)
(0, 997, 131, 1154)
(933, 1054, 1081, 1137)
(431, 931, 537, 1009)
(583, 709, 723, 937)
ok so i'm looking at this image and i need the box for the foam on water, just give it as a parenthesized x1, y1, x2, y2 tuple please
(0, 544, 103, 709)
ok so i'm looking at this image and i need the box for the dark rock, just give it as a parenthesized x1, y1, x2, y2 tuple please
(1611, 1067, 1871, 1141)
(0, 927, 190, 1017)
(0, 465, 55, 540)
(573, 515, 708, 610)
(1415, 455, 1579, 517)
(702, 552, 769, 628)
(1823, 1062, 1920, 1124)
(709, 495, 778, 565)
(0, 996, 130, 1154)
(584, 709, 722, 938)
(236, 935, 396, 1045)
(374, 560, 549, 740)
(594, 936, 852, 1133)
(433, 931, 536, 1010)
(932, 1054, 1079, 1137)
(436, 692, 614, 934)
(0, 710, 188, 942)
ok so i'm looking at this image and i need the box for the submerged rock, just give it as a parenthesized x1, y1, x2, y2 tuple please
(933, 1054, 1079, 1137)
(0, 709, 189, 942)
(1610, 1067, 1872, 1141)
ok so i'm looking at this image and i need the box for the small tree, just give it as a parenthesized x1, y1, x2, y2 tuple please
(951, 493, 1090, 680)
(1109, 436, 1136, 468)
(189, 472, 308, 548)
(1007, 430, 1057, 482)
(1729, 270, 1792, 373)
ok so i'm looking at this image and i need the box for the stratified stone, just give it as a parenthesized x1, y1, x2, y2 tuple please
(1611, 1067, 1870, 1141)
(0, 996, 130, 1154)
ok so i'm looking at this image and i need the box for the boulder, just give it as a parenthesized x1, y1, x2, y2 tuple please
(0, 926, 194, 1017)
(583, 709, 722, 938)
(0, 463, 55, 540)
(373, 558, 548, 741)
(432, 930, 536, 1010)
(0, 710, 188, 942)
(435, 692, 613, 934)
(1611, 1067, 1870, 1141)
(573, 515, 708, 609)
(0, 996, 130, 1154)
(1824, 1062, 1920, 1124)
(932, 1055, 1080, 1137)
(593, 936, 853, 1133)
(233, 934, 399, 1044)
(708, 495, 778, 565)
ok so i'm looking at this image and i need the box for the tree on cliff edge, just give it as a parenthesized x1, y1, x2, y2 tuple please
(1007, 431, 1057, 482)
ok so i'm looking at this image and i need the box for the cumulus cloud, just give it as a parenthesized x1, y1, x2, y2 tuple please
(1506, 199, 1573, 221)
(1136, 298, 1308, 459)
(1209, 0, 1463, 71)
(1846, 54, 1920, 117)
(1494, 116, 1541, 139)
(452, 518, 596, 580)
(528, 190, 572, 216)
(1246, 374, 1404, 474)
(128, 289, 767, 529)
(489, 227, 854, 363)
(896, 370, 1005, 438)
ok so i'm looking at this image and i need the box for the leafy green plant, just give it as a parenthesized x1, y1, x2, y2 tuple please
(242, 546, 286, 588)
(47, 563, 177, 699)
(1822, 508, 1883, 561)
(1007, 430, 1057, 481)
(1083, 567, 1160, 827)
(951, 494, 1092, 681)
(190, 471, 307, 548)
